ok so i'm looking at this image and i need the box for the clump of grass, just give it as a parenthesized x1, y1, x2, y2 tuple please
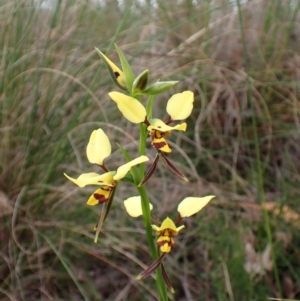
(1, 0, 300, 300)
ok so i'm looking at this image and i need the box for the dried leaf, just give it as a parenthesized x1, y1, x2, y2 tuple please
(0, 191, 12, 217)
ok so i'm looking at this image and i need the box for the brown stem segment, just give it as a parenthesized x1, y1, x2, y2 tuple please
(136, 253, 166, 280)
(160, 152, 188, 182)
(138, 153, 160, 186)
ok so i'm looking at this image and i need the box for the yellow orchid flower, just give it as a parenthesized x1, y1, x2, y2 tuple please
(64, 128, 149, 242)
(108, 91, 194, 184)
(124, 194, 215, 292)
(147, 91, 194, 154)
(108, 91, 193, 141)
(64, 156, 148, 206)
(152, 217, 185, 253)
(147, 118, 187, 153)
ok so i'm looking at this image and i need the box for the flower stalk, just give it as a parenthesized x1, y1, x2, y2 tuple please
(135, 96, 168, 301)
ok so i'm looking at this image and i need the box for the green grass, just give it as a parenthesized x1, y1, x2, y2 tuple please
(1, 0, 300, 300)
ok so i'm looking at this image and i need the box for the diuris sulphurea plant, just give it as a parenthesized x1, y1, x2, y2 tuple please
(64, 44, 215, 300)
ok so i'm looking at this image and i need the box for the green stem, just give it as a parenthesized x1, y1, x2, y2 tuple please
(138, 121, 168, 300)
(139, 123, 147, 175)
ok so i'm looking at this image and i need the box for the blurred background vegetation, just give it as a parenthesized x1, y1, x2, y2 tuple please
(1, 0, 300, 300)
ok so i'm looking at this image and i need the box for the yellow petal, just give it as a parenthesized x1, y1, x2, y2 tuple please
(152, 217, 185, 235)
(147, 119, 187, 132)
(124, 196, 153, 217)
(177, 196, 215, 217)
(87, 194, 99, 206)
(160, 244, 171, 253)
(108, 92, 147, 124)
(96, 48, 126, 89)
(114, 156, 149, 181)
(166, 91, 194, 120)
(64, 171, 115, 187)
(86, 129, 111, 165)
(152, 224, 161, 232)
(157, 237, 172, 253)
(151, 136, 172, 153)
(87, 187, 112, 206)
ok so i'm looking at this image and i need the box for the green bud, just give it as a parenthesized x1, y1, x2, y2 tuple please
(141, 81, 179, 95)
(132, 69, 149, 93)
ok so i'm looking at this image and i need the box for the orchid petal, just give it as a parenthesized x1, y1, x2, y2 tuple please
(64, 172, 115, 187)
(177, 196, 215, 217)
(87, 187, 112, 206)
(114, 155, 149, 181)
(151, 136, 172, 153)
(161, 263, 175, 293)
(166, 91, 194, 120)
(138, 154, 160, 186)
(95, 48, 126, 89)
(148, 119, 187, 132)
(124, 196, 153, 217)
(108, 92, 147, 123)
(86, 129, 111, 165)
(160, 152, 188, 181)
(157, 236, 173, 253)
(136, 253, 166, 280)
(152, 217, 184, 235)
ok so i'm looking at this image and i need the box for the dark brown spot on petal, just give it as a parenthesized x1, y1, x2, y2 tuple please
(93, 193, 108, 204)
(152, 141, 169, 151)
(157, 240, 170, 247)
(114, 71, 120, 78)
